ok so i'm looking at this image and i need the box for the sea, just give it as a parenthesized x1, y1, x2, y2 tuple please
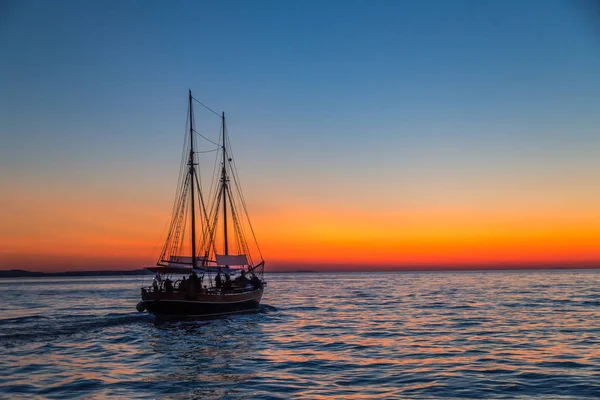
(1, 270, 599, 399)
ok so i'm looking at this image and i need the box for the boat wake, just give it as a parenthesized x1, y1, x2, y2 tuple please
(0, 312, 153, 346)
(259, 304, 278, 313)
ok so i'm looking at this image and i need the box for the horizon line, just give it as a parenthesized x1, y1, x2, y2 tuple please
(2, 262, 600, 275)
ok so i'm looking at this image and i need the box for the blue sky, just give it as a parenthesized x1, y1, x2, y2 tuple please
(2, 1, 599, 164)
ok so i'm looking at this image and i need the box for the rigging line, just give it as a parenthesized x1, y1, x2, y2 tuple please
(194, 172, 212, 262)
(225, 187, 242, 251)
(154, 168, 185, 262)
(176, 105, 191, 200)
(195, 147, 220, 154)
(226, 186, 251, 264)
(193, 128, 221, 147)
(228, 155, 264, 261)
(160, 177, 189, 257)
(232, 190, 251, 258)
(161, 125, 191, 258)
(207, 120, 223, 207)
(159, 190, 185, 261)
(224, 152, 257, 264)
(159, 104, 192, 263)
(193, 163, 207, 258)
(225, 173, 247, 250)
(234, 195, 252, 265)
(200, 178, 221, 260)
(192, 97, 221, 118)
(223, 126, 264, 261)
(204, 187, 223, 261)
(165, 175, 191, 259)
(173, 177, 191, 256)
(177, 197, 189, 256)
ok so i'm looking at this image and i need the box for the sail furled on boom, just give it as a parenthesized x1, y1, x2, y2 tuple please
(216, 254, 248, 266)
(164, 256, 208, 266)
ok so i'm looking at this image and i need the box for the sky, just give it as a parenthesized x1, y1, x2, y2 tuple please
(1, 0, 600, 271)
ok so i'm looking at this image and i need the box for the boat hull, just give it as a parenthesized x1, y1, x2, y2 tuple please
(142, 288, 263, 317)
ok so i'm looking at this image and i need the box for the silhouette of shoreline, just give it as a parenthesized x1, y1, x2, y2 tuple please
(0, 269, 153, 278)
(1, 264, 598, 278)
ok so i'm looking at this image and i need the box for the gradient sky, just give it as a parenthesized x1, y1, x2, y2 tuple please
(1, 0, 600, 271)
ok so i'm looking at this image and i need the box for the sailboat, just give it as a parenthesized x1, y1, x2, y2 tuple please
(137, 90, 266, 317)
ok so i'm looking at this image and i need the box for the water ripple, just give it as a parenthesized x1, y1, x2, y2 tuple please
(1, 271, 600, 398)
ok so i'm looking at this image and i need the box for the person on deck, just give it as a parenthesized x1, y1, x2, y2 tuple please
(251, 274, 261, 289)
(224, 273, 232, 290)
(215, 269, 222, 289)
(165, 278, 173, 293)
(192, 272, 201, 292)
(236, 269, 250, 285)
(190, 273, 198, 292)
(153, 272, 162, 292)
(179, 276, 187, 292)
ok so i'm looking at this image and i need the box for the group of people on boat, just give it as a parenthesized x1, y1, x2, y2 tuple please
(149, 268, 261, 295)
(214, 268, 261, 290)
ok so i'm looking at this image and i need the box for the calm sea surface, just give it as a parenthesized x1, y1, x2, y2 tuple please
(1, 270, 600, 399)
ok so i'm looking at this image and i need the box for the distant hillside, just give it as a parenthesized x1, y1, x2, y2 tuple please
(0, 269, 154, 278)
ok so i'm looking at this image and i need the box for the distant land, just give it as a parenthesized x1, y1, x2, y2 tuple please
(0, 263, 599, 278)
(0, 269, 154, 278)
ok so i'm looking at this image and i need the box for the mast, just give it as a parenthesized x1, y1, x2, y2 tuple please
(189, 90, 197, 268)
(221, 112, 229, 256)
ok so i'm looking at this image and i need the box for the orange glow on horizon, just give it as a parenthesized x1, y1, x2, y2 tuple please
(2, 194, 600, 271)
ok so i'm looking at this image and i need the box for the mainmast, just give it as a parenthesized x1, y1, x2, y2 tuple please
(221, 112, 229, 256)
(189, 90, 197, 268)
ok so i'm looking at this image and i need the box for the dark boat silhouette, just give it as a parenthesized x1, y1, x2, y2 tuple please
(137, 90, 265, 317)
